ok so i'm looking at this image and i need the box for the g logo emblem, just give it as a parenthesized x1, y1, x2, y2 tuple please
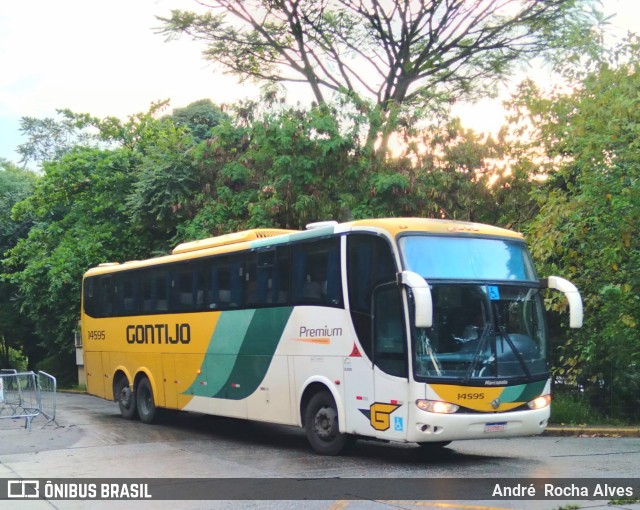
(369, 403, 401, 431)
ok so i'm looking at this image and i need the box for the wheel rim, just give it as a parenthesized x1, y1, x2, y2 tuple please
(313, 405, 337, 441)
(120, 385, 132, 409)
(140, 387, 151, 415)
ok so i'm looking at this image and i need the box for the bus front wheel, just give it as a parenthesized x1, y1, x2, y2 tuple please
(136, 377, 157, 424)
(304, 391, 349, 456)
(115, 376, 137, 420)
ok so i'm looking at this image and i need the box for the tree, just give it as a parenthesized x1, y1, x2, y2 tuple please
(17, 101, 175, 168)
(0, 159, 41, 369)
(176, 101, 367, 239)
(159, 0, 603, 151)
(3, 148, 155, 381)
(17, 112, 98, 167)
(513, 37, 640, 420)
(167, 98, 228, 141)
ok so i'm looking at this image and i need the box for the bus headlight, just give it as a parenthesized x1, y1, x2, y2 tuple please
(527, 394, 551, 410)
(416, 399, 459, 414)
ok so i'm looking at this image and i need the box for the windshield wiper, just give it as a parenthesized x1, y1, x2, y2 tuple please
(496, 325, 532, 380)
(463, 324, 493, 383)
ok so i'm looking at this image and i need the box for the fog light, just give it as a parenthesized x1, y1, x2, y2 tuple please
(527, 394, 551, 410)
(416, 399, 459, 414)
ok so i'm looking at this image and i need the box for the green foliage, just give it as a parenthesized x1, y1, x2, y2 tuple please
(167, 99, 227, 141)
(3, 148, 153, 356)
(352, 119, 534, 229)
(0, 160, 44, 369)
(1, 346, 29, 372)
(516, 37, 640, 421)
(550, 391, 601, 425)
(159, 0, 604, 153)
(17, 112, 97, 166)
(126, 120, 201, 240)
(177, 103, 368, 239)
(0, 159, 38, 253)
(36, 352, 77, 387)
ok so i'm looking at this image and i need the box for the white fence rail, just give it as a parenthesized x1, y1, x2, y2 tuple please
(0, 370, 58, 430)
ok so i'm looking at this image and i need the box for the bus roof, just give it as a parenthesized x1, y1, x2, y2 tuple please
(84, 217, 523, 277)
(347, 217, 523, 240)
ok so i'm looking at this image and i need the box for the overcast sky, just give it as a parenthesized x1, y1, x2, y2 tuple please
(1, 0, 638, 164)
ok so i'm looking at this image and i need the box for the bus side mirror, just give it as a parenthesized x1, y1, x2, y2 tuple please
(541, 276, 584, 328)
(399, 271, 433, 328)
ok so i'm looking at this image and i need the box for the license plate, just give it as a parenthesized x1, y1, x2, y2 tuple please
(485, 422, 507, 433)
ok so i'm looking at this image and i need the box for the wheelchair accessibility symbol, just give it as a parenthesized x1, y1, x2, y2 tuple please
(394, 416, 404, 432)
(488, 285, 501, 301)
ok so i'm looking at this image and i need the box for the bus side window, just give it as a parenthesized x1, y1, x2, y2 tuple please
(141, 272, 155, 313)
(230, 260, 244, 307)
(347, 234, 397, 360)
(120, 274, 139, 314)
(245, 253, 259, 306)
(175, 270, 195, 310)
(85, 276, 113, 317)
(207, 256, 239, 309)
(292, 238, 342, 306)
(83, 278, 94, 316)
(273, 246, 290, 304)
(156, 271, 170, 312)
(253, 248, 288, 306)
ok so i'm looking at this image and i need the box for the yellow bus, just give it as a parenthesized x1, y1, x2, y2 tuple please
(80, 218, 582, 455)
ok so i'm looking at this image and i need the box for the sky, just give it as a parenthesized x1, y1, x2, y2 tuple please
(1, 0, 639, 165)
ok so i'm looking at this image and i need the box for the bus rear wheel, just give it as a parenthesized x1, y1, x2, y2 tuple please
(136, 377, 157, 424)
(304, 391, 349, 456)
(115, 376, 137, 420)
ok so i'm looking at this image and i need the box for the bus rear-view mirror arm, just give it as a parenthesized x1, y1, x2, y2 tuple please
(540, 276, 584, 329)
(399, 271, 433, 329)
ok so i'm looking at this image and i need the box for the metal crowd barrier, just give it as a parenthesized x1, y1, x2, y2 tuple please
(37, 371, 57, 426)
(0, 370, 58, 431)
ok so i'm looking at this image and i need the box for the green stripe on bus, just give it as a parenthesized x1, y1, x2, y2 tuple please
(184, 309, 255, 397)
(184, 307, 294, 400)
(213, 306, 293, 400)
(499, 380, 547, 403)
(249, 226, 335, 249)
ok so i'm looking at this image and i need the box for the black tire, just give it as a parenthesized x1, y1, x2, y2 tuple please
(114, 376, 137, 420)
(136, 377, 157, 424)
(417, 441, 452, 454)
(304, 391, 349, 455)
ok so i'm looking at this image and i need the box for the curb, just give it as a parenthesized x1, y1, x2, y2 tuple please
(545, 426, 640, 438)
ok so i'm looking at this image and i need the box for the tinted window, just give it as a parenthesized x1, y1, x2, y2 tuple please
(208, 256, 243, 309)
(292, 238, 342, 306)
(374, 284, 407, 378)
(83, 236, 344, 317)
(347, 234, 397, 359)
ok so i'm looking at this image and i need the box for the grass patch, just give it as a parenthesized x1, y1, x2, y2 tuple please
(609, 498, 640, 505)
(59, 384, 87, 392)
(550, 392, 601, 425)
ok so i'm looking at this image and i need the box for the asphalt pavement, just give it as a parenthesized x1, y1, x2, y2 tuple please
(1, 391, 639, 510)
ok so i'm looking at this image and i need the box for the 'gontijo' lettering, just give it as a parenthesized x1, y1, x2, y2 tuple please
(126, 323, 191, 344)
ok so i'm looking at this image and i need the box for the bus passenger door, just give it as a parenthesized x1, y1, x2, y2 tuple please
(85, 351, 106, 398)
(343, 337, 375, 436)
(371, 283, 410, 441)
(162, 354, 178, 409)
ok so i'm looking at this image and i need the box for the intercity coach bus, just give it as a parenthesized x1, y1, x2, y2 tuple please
(80, 218, 582, 455)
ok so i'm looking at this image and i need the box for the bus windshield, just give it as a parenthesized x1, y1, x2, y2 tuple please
(399, 235, 537, 281)
(412, 284, 548, 382)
